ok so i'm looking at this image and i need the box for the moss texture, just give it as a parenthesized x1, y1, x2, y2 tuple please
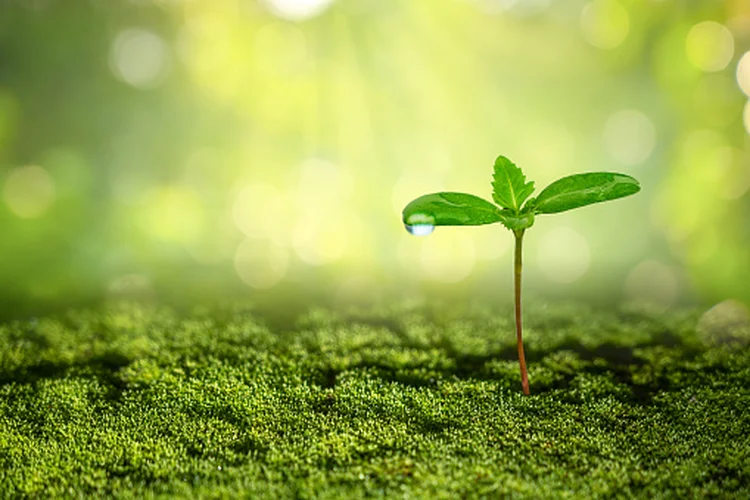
(0, 301, 748, 498)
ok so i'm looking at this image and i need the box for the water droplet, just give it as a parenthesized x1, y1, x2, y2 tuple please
(404, 212, 435, 236)
(405, 224, 435, 236)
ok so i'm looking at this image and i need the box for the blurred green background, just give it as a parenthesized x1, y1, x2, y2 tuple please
(0, 0, 749, 316)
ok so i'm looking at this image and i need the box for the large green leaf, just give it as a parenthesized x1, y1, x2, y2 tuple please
(532, 172, 640, 214)
(402, 192, 504, 228)
(491, 156, 535, 211)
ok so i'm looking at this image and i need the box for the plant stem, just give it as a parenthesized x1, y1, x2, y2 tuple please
(513, 229, 530, 396)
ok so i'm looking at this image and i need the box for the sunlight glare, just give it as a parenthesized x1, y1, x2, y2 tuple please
(261, 0, 335, 21)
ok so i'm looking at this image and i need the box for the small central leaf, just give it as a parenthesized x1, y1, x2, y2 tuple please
(492, 156, 535, 212)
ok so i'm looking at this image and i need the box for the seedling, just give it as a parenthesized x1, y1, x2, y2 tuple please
(402, 156, 640, 395)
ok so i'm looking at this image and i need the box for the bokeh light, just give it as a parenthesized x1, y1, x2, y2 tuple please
(536, 226, 591, 284)
(2, 166, 56, 219)
(685, 21, 734, 73)
(718, 148, 750, 200)
(110, 28, 171, 89)
(420, 230, 476, 284)
(137, 187, 204, 244)
(473, 226, 511, 262)
(0, 0, 749, 312)
(469, 0, 551, 16)
(738, 52, 750, 97)
(235, 238, 289, 289)
(624, 260, 679, 310)
(603, 110, 657, 166)
(296, 158, 353, 209)
(293, 212, 360, 266)
(580, 0, 629, 50)
(232, 183, 287, 244)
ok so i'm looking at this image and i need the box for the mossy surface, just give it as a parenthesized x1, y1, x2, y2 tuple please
(0, 301, 748, 498)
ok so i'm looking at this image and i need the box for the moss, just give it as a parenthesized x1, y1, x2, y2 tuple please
(0, 300, 748, 498)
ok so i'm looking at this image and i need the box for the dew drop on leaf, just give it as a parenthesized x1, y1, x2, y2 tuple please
(405, 224, 435, 236)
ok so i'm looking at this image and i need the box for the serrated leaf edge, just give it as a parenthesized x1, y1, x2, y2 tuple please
(491, 157, 535, 212)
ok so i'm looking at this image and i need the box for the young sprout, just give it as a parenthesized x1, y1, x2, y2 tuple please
(402, 156, 640, 395)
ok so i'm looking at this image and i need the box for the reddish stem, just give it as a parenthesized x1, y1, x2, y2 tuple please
(514, 229, 530, 396)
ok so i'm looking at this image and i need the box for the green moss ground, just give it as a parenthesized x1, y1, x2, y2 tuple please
(0, 300, 748, 498)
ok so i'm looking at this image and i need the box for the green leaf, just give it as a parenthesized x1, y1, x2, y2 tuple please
(491, 156, 535, 212)
(532, 172, 640, 214)
(402, 192, 505, 227)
